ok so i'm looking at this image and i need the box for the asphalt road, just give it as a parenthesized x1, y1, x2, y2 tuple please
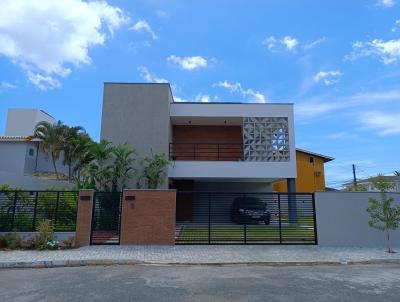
(1, 264, 400, 301)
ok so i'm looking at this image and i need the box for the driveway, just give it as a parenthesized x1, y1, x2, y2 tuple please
(1, 264, 400, 301)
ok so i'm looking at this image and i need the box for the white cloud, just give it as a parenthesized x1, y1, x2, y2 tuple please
(0, 81, 16, 90)
(378, 0, 396, 7)
(359, 111, 400, 135)
(137, 66, 168, 83)
(304, 37, 327, 50)
(195, 94, 210, 103)
(326, 131, 359, 139)
(214, 80, 266, 103)
(0, 0, 128, 90)
(296, 90, 400, 117)
(130, 20, 158, 40)
(281, 36, 298, 51)
(155, 10, 168, 18)
(262, 35, 298, 52)
(314, 70, 342, 86)
(27, 71, 60, 91)
(346, 39, 400, 64)
(392, 20, 400, 32)
(167, 55, 208, 70)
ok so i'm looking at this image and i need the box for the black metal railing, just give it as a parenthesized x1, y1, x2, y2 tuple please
(0, 190, 78, 232)
(175, 191, 317, 245)
(169, 143, 243, 161)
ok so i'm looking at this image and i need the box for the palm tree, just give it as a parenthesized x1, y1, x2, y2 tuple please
(72, 135, 95, 188)
(111, 142, 136, 191)
(34, 121, 65, 180)
(62, 125, 86, 182)
(83, 140, 114, 191)
(395, 171, 400, 176)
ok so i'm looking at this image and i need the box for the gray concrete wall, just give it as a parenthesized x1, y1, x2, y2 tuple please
(100, 83, 172, 188)
(0, 142, 27, 174)
(315, 192, 400, 247)
(23, 142, 38, 174)
(0, 171, 73, 190)
(0, 232, 75, 243)
(35, 149, 69, 176)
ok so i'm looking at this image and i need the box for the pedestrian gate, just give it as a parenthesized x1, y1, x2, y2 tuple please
(90, 192, 122, 245)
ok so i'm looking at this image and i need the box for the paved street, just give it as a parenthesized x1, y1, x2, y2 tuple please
(1, 264, 400, 301)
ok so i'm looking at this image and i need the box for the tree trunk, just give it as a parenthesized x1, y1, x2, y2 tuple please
(386, 229, 393, 253)
(51, 152, 59, 180)
(68, 163, 72, 183)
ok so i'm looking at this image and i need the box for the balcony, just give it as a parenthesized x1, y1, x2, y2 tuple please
(169, 143, 243, 161)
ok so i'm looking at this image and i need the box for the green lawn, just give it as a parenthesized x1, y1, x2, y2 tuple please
(176, 224, 316, 244)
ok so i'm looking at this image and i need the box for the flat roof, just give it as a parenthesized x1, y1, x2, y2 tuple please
(171, 101, 294, 105)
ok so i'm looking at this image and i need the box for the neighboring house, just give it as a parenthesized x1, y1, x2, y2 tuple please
(273, 149, 334, 192)
(343, 176, 400, 192)
(0, 109, 70, 189)
(101, 83, 297, 193)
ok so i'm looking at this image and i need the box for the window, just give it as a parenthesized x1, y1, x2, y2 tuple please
(28, 147, 35, 157)
(309, 157, 314, 163)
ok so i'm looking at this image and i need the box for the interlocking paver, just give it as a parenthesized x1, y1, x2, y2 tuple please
(1, 245, 400, 267)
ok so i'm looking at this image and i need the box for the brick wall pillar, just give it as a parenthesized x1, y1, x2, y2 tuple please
(75, 190, 94, 247)
(120, 190, 176, 245)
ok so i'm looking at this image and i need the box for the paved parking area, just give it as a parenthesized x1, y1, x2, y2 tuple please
(1, 263, 400, 301)
(1, 245, 400, 266)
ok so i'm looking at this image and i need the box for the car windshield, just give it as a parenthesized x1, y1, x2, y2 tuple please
(239, 202, 265, 210)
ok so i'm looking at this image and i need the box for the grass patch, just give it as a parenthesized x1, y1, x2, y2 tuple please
(176, 224, 316, 244)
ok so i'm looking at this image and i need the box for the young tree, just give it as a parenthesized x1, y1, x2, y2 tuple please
(137, 153, 170, 189)
(394, 171, 400, 176)
(34, 121, 65, 180)
(366, 175, 400, 253)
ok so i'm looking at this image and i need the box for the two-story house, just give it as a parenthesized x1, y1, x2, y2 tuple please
(100, 83, 297, 193)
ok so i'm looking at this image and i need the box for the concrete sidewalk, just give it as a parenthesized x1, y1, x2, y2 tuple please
(1, 245, 400, 268)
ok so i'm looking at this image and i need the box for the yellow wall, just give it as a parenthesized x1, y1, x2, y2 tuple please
(273, 151, 327, 193)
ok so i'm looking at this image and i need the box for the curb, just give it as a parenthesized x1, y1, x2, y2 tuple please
(1, 258, 400, 269)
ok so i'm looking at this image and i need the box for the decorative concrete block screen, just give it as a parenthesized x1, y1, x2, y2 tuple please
(243, 117, 290, 162)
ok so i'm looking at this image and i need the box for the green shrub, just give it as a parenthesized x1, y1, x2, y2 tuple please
(0, 235, 6, 248)
(36, 220, 58, 250)
(61, 236, 75, 249)
(4, 232, 21, 249)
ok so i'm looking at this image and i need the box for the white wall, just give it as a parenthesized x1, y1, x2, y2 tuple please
(5, 108, 55, 136)
(169, 161, 296, 179)
(0, 142, 27, 174)
(315, 192, 400, 248)
(0, 171, 73, 190)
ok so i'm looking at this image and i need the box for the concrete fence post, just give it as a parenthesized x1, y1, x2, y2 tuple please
(75, 190, 95, 247)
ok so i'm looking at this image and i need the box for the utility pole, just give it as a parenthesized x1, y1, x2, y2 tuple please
(352, 164, 357, 191)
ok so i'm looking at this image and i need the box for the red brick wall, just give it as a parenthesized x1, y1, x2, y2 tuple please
(75, 190, 94, 247)
(120, 190, 176, 245)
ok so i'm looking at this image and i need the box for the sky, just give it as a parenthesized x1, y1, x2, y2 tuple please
(0, 0, 400, 188)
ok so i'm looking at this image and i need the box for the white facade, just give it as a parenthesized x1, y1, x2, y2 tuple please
(168, 102, 296, 182)
(5, 108, 55, 136)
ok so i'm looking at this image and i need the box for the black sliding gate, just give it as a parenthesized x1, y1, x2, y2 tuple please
(90, 192, 122, 245)
(175, 192, 317, 245)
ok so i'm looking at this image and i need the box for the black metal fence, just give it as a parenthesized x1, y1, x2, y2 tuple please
(0, 191, 78, 232)
(90, 191, 122, 245)
(175, 191, 317, 245)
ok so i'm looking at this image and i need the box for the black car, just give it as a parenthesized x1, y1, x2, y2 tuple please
(231, 197, 271, 225)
